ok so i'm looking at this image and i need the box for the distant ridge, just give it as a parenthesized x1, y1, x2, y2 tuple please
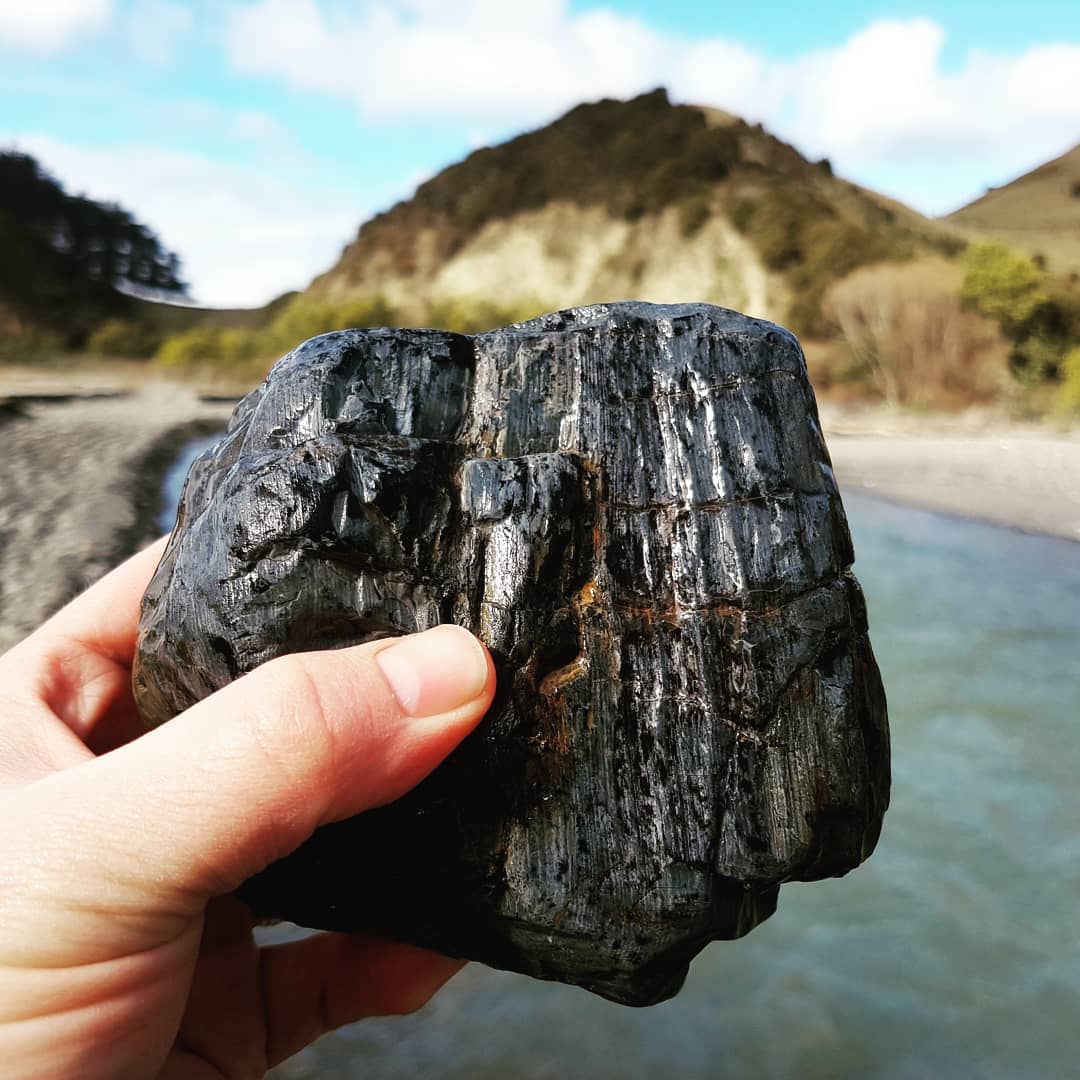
(309, 89, 960, 336)
(948, 143, 1080, 274)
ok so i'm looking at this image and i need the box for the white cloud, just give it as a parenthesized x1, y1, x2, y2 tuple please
(224, 2, 1080, 215)
(0, 0, 112, 51)
(225, 0, 667, 127)
(5, 133, 361, 307)
(783, 21, 1080, 170)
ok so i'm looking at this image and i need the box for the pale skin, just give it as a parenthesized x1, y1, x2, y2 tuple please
(0, 538, 497, 1079)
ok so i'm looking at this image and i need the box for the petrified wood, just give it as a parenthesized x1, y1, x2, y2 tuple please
(133, 302, 889, 1005)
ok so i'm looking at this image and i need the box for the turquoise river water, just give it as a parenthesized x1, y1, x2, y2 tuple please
(162, 441, 1080, 1079)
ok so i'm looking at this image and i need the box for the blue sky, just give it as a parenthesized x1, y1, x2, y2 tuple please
(2, 1, 1078, 307)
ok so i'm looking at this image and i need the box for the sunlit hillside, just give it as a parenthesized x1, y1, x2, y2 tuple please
(948, 144, 1080, 275)
(310, 89, 963, 338)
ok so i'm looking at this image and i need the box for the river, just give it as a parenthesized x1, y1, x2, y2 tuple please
(161, 439, 1080, 1079)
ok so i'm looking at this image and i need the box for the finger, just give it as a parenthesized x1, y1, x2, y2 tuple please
(9, 625, 495, 963)
(167, 897, 265, 1079)
(261, 934, 463, 1068)
(0, 696, 92, 787)
(0, 538, 168, 753)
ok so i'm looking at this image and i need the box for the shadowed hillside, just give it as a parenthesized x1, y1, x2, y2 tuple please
(310, 89, 963, 336)
(948, 144, 1080, 275)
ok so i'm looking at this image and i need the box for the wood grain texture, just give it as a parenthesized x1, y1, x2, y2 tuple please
(133, 302, 889, 1005)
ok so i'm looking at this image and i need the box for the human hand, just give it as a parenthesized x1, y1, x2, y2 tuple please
(0, 538, 495, 1078)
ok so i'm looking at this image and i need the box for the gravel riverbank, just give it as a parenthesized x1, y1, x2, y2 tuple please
(0, 381, 232, 651)
(821, 405, 1080, 543)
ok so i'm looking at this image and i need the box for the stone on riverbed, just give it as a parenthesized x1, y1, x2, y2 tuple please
(133, 302, 889, 1005)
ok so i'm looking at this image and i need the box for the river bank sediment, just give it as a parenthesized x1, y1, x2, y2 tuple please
(0, 378, 232, 651)
(820, 403, 1080, 543)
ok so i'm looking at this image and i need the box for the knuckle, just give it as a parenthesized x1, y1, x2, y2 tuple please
(246, 653, 341, 789)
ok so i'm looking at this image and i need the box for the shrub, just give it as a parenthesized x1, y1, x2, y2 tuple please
(1009, 326, 1067, 384)
(86, 318, 161, 359)
(0, 310, 64, 358)
(823, 259, 1008, 408)
(155, 328, 230, 368)
(961, 242, 1046, 334)
(730, 181, 903, 336)
(153, 294, 401, 374)
(216, 328, 259, 367)
(960, 243, 1080, 388)
(152, 293, 553, 376)
(259, 295, 398, 356)
(423, 297, 547, 334)
(786, 219, 895, 336)
(728, 198, 756, 234)
(1057, 347, 1080, 413)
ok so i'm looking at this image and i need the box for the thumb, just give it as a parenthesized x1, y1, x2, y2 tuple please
(20, 625, 494, 930)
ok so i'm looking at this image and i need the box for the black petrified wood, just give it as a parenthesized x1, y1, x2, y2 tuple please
(133, 302, 889, 1006)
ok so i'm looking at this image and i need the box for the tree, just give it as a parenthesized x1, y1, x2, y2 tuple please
(960, 241, 1045, 335)
(0, 151, 186, 345)
(961, 241, 1080, 384)
(824, 259, 1008, 407)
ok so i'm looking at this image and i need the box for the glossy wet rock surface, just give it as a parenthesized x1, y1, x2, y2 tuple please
(133, 302, 889, 1005)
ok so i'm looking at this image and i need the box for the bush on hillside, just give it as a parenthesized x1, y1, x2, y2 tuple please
(732, 183, 903, 336)
(86, 319, 162, 359)
(423, 296, 547, 334)
(961, 242, 1046, 334)
(0, 301, 65, 357)
(961, 242, 1080, 386)
(154, 295, 402, 373)
(1057, 347, 1080, 414)
(155, 328, 232, 368)
(259, 295, 398, 357)
(153, 291, 559, 376)
(824, 260, 1008, 408)
(677, 194, 712, 238)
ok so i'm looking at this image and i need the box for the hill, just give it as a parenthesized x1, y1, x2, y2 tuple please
(0, 151, 186, 351)
(947, 144, 1080, 275)
(308, 89, 962, 336)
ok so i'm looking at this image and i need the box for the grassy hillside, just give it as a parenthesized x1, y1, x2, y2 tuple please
(310, 89, 962, 337)
(948, 144, 1080, 275)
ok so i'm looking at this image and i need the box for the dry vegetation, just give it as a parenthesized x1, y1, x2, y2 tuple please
(819, 243, 1080, 415)
(823, 259, 1008, 408)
